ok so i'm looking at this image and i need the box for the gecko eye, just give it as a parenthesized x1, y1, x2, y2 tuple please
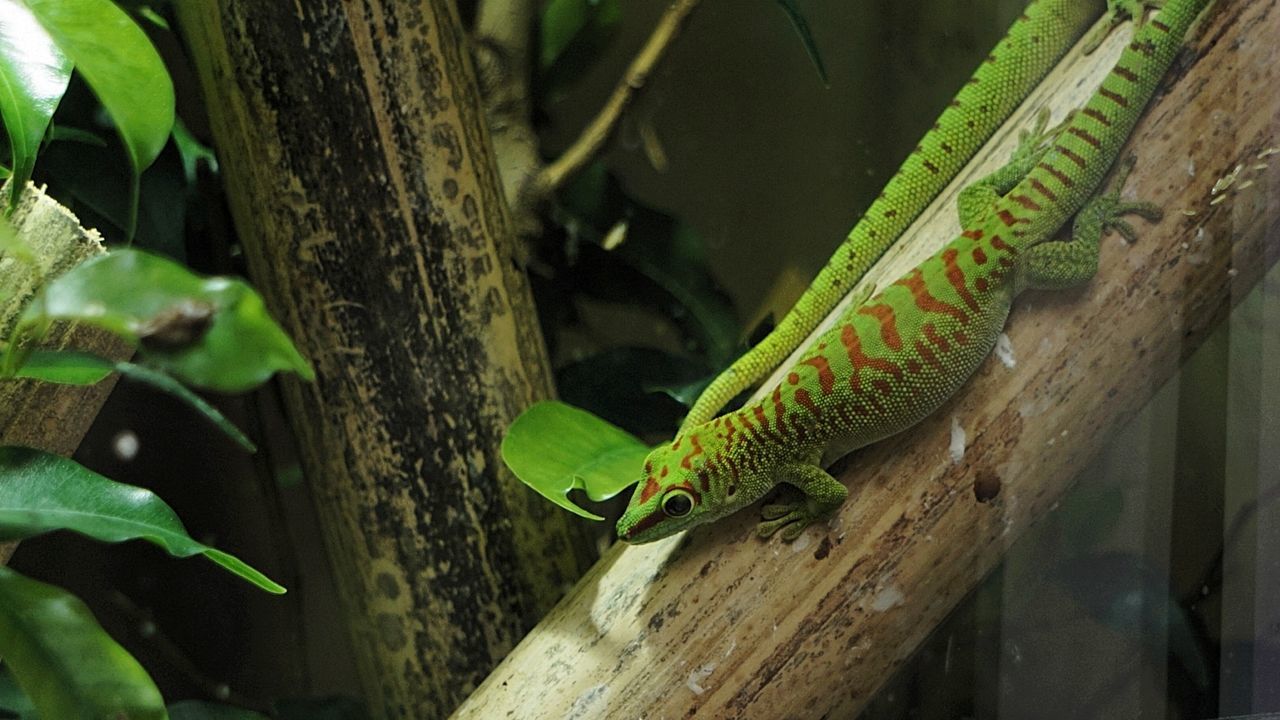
(661, 489, 694, 518)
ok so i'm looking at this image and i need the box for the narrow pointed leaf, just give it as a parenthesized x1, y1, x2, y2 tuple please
(0, 446, 285, 593)
(22, 0, 173, 174)
(11, 348, 113, 385)
(0, 0, 72, 208)
(501, 401, 649, 520)
(17, 248, 314, 392)
(0, 567, 166, 719)
(775, 0, 829, 86)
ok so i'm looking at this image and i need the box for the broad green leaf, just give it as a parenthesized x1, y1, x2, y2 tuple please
(0, 446, 285, 593)
(0, 0, 72, 209)
(501, 400, 649, 520)
(775, 0, 829, 86)
(23, 0, 173, 174)
(169, 700, 269, 720)
(0, 567, 166, 719)
(540, 0, 621, 70)
(0, 666, 36, 719)
(16, 248, 314, 392)
(12, 348, 112, 385)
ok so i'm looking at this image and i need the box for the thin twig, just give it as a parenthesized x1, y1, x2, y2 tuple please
(524, 0, 701, 203)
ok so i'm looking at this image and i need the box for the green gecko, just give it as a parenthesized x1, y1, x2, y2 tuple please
(679, 0, 1107, 431)
(617, 0, 1208, 543)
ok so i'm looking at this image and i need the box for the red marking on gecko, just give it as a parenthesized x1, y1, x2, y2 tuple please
(1067, 126, 1102, 149)
(752, 406, 783, 444)
(923, 323, 952, 352)
(962, 229, 985, 240)
(1038, 162, 1075, 188)
(1057, 146, 1087, 169)
(1030, 178, 1059, 202)
(915, 339, 946, 372)
(972, 248, 988, 264)
(1011, 194, 1042, 211)
(954, 330, 970, 346)
(801, 356, 835, 395)
(660, 466, 669, 478)
(1082, 107, 1112, 127)
(871, 378, 892, 397)
(1111, 65, 1140, 83)
(639, 475, 661, 503)
(788, 372, 800, 385)
(989, 235, 1014, 252)
(858, 303, 903, 351)
(1099, 88, 1130, 107)
(840, 324, 903, 394)
(680, 434, 704, 469)
(943, 249, 980, 312)
(975, 277, 990, 292)
(795, 388, 820, 417)
(895, 268, 967, 323)
(996, 209, 1020, 227)
(771, 387, 789, 437)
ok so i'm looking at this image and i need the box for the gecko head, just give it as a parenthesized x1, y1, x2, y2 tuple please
(615, 438, 715, 544)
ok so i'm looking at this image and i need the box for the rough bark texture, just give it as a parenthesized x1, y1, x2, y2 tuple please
(453, 1, 1277, 718)
(174, 3, 597, 717)
(0, 182, 129, 562)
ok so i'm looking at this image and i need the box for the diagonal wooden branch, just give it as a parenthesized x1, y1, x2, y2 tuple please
(453, 0, 1275, 717)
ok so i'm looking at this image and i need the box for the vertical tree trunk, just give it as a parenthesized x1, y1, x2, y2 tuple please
(174, 3, 596, 717)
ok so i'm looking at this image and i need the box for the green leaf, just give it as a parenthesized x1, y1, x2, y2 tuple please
(16, 248, 314, 392)
(115, 361, 256, 451)
(12, 348, 113, 385)
(171, 117, 217, 184)
(0, 567, 166, 720)
(22, 0, 174, 175)
(501, 400, 649, 520)
(0, 0, 72, 209)
(46, 122, 106, 147)
(0, 446, 285, 593)
(4, 350, 255, 451)
(540, 0, 621, 70)
(0, 666, 36, 719)
(774, 0, 829, 87)
(169, 700, 269, 720)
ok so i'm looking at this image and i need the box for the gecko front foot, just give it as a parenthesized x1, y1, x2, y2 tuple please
(758, 500, 823, 541)
(757, 462, 847, 542)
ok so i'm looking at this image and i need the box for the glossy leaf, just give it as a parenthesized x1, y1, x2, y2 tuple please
(501, 401, 649, 520)
(0, 0, 72, 208)
(22, 0, 173, 174)
(0, 446, 285, 593)
(0, 666, 36, 719)
(12, 348, 112, 385)
(16, 248, 314, 392)
(0, 567, 165, 719)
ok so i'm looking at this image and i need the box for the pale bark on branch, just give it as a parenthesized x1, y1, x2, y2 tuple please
(453, 1, 1276, 717)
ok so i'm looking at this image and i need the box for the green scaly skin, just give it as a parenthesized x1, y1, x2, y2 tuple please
(618, 0, 1207, 544)
(680, 0, 1106, 431)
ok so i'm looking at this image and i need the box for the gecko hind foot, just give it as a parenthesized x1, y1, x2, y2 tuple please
(1092, 155, 1164, 243)
(758, 499, 826, 541)
(1083, 0, 1168, 54)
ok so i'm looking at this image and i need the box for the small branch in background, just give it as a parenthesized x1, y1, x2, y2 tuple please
(109, 590, 272, 714)
(472, 0, 701, 235)
(524, 0, 700, 204)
